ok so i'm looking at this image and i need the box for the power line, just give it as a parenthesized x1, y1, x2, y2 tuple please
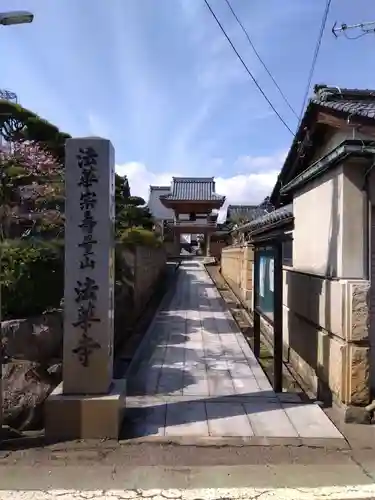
(223, 0, 298, 120)
(203, 0, 294, 135)
(298, 0, 332, 124)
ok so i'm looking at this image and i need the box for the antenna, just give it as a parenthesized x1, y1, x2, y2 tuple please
(332, 20, 375, 39)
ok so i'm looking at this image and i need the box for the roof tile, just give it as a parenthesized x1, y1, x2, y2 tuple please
(312, 85, 375, 121)
(163, 177, 224, 201)
(238, 204, 293, 233)
(227, 204, 266, 222)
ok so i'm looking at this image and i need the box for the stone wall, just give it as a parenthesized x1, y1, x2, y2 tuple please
(279, 269, 370, 407)
(164, 241, 178, 257)
(221, 245, 253, 305)
(220, 245, 371, 409)
(2, 245, 167, 430)
(116, 244, 167, 320)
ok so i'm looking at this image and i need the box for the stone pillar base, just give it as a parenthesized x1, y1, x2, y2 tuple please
(44, 379, 126, 441)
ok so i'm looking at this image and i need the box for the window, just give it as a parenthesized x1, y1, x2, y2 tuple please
(282, 235, 293, 266)
(189, 212, 196, 221)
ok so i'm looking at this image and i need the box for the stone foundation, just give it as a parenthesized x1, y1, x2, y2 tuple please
(44, 379, 126, 440)
(220, 244, 372, 414)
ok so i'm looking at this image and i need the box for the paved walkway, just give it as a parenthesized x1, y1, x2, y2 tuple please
(124, 260, 344, 444)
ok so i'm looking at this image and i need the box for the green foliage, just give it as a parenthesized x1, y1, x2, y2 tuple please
(115, 174, 130, 210)
(1, 240, 64, 320)
(118, 227, 162, 249)
(115, 175, 154, 235)
(0, 100, 70, 162)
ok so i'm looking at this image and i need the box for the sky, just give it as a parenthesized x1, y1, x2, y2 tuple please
(2, 0, 375, 209)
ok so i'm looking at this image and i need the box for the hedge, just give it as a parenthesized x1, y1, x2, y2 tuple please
(1, 230, 163, 320)
(118, 227, 162, 249)
(1, 240, 64, 320)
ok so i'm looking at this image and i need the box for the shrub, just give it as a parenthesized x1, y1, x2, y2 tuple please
(118, 227, 162, 249)
(1, 240, 64, 320)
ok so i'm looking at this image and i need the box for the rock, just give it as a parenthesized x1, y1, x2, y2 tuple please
(2, 360, 62, 430)
(1, 311, 63, 431)
(1, 311, 63, 362)
(344, 405, 372, 425)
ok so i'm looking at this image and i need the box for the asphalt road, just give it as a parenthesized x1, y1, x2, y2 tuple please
(1, 442, 375, 492)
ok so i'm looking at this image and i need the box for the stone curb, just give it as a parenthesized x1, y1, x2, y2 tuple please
(118, 434, 349, 449)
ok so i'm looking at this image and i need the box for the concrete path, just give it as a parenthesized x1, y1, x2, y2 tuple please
(124, 260, 344, 444)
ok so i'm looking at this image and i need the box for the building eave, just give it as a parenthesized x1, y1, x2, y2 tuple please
(231, 204, 294, 236)
(270, 86, 375, 206)
(159, 196, 225, 209)
(280, 139, 375, 196)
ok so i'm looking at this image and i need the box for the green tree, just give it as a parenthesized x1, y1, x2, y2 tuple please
(115, 175, 153, 235)
(0, 100, 70, 163)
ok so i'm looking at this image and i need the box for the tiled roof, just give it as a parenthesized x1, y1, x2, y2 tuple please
(162, 177, 225, 201)
(312, 85, 375, 120)
(227, 205, 266, 222)
(238, 204, 293, 233)
(270, 85, 375, 205)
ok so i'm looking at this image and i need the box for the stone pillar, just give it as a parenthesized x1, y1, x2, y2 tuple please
(175, 232, 181, 255)
(45, 137, 126, 440)
(206, 233, 211, 257)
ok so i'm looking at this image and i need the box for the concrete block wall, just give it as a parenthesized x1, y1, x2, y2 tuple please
(221, 245, 253, 305)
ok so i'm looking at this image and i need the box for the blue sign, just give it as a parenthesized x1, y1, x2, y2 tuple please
(255, 247, 274, 321)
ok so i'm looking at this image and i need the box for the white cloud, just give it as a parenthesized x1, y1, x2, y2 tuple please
(216, 171, 279, 204)
(115, 162, 180, 203)
(115, 150, 285, 217)
(234, 151, 287, 173)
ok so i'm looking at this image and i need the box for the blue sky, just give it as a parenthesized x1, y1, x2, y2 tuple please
(2, 0, 375, 203)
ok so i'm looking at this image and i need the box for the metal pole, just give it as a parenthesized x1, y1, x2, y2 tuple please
(273, 240, 283, 393)
(253, 246, 260, 358)
(0, 10, 34, 438)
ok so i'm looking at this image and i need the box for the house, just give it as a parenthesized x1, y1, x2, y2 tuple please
(224, 85, 375, 420)
(226, 205, 267, 226)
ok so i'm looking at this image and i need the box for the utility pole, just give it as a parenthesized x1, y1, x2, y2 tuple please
(332, 20, 375, 39)
(0, 9, 34, 441)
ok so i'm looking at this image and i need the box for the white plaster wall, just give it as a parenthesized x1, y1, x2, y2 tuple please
(293, 165, 344, 276)
(293, 163, 366, 279)
(147, 187, 174, 220)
